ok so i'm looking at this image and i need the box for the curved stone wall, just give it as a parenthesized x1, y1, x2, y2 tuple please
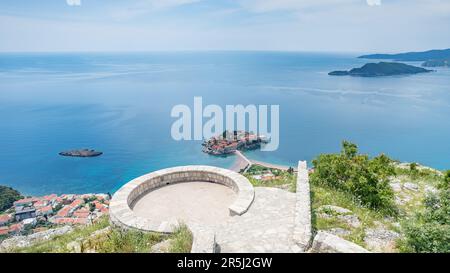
(110, 165, 255, 234)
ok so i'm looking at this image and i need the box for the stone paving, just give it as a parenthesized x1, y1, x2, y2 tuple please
(215, 187, 300, 253)
(133, 182, 236, 226)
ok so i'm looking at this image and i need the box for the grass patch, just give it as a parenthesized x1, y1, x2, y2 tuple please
(243, 164, 297, 192)
(8, 217, 193, 253)
(168, 224, 193, 253)
(91, 228, 164, 253)
(311, 183, 395, 249)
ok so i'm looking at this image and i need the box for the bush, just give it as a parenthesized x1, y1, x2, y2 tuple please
(401, 189, 450, 253)
(311, 141, 396, 214)
(0, 185, 23, 212)
(441, 170, 450, 189)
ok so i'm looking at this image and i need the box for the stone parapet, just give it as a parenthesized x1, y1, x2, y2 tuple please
(292, 161, 313, 252)
(110, 165, 255, 252)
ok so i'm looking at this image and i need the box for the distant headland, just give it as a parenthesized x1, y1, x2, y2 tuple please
(358, 48, 450, 68)
(329, 62, 432, 77)
(59, 149, 103, 158)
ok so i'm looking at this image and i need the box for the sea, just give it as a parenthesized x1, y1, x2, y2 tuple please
(0, 51, 449, 195)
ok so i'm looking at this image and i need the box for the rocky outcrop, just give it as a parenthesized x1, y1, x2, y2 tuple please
(0, 226, 73, 251)
(59, 149, 103, 157)
(317, 205, 361, 228)
(364, 228, 400, 253)
(310, 231, 370, 253)
(150, 239, 173, 253)
(326, 228, 351, 237)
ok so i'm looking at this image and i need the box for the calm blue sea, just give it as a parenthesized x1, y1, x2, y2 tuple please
(0, 52, 449, 195)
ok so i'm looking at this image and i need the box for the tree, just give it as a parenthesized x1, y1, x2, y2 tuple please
(311, 141, 396, 213)
(0, 185, 23, 212)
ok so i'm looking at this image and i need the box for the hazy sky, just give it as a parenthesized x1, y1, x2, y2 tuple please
(0, 0, 449, 52)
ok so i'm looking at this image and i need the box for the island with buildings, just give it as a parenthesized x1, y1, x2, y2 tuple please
(202, 130, 269, 155)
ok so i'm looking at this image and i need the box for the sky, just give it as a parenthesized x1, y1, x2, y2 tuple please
(0, 0, 449, 52)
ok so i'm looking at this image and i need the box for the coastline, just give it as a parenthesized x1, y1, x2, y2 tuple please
(248, 159, 298, 172)
(230, 151, 252, 172)
(229, 151, 297, 173)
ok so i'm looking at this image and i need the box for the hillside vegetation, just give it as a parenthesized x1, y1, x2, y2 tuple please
(6, 217, 193, 253)
(0, 185, 22, 213)
(310, 141, 449, 253)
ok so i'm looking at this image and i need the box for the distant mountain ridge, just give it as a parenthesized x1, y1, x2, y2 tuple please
(329, 62, 432, 77)
(358, 48, 450, 61)
(358, 48, 450, 67)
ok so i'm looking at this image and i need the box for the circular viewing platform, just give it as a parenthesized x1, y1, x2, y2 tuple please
(110, 166, 255, 233)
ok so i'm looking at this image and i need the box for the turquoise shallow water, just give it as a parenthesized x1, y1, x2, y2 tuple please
(0, 52, 449, 195)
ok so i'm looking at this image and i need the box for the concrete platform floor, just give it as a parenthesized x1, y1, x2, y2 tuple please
(132, 182, 236, 226)
(215, 187, 299, 253)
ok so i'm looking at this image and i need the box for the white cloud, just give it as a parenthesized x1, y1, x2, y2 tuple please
(237, 0, 360, 13)
(367, 0, 382, 6)
(66, 0, 81, 6)
(109, 0, 202, 20)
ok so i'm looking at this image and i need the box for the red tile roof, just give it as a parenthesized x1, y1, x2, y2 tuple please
(72, 217, 88, 225)
(57, 206, 72, 217)
(9, 223, 22, 233)
(0, 227, 8, 235)
(69, 199, 84, 208)
(73, 208, 90, 218)
(43, 194, 57, 201)
(14, 198, 35, 205)
(38, 205, 53, 213)
(0, 214, 12, 223)
(53, 217, 74, 225)
(33, 200, 48, 208)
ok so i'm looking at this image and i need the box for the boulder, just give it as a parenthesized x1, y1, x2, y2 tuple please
(310, 231, 370, 253)
(390, 182, 402, 193)
(150, 239, 173, 253)
(364, 228, 401, 252)
(317, 205, 361, 228)
(67, 240, 82, 253)
(318, 205, 352, 215)
(403, 182, 419, 192)
(326, 228, 351, 237)
(340, 215, 361, 228)
(424, 185, 438, 194)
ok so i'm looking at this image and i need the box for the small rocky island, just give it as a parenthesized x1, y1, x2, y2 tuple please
(59, 149, 103, 157)
(329, 62, 432, 77)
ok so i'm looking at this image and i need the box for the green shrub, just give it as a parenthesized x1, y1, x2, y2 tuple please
(0, 185, 23, 212)
(441, 170, 450, 189)
(311, 141, 396, 214)
(401, 189, 450, 253)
